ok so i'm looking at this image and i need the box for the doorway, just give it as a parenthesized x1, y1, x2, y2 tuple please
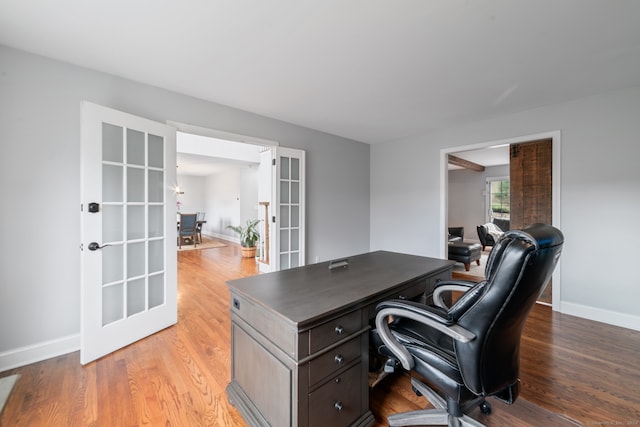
(441, 131, 562, 310)
(168, 121, 306, 272)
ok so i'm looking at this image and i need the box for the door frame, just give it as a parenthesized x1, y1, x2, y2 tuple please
(440, 130, 562, 311)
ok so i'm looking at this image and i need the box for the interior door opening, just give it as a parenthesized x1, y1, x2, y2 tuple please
(169, 123, 305, 272)
(443, 131, 561, 309)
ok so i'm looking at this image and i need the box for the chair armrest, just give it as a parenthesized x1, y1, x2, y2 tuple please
(375, 300, 476, 371)
(432, 280, 476, 309)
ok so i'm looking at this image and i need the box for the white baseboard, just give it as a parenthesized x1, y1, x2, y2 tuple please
(206, 232, 238, 244)
(560, 301, 640, 332)
(0, 334, 79, 372)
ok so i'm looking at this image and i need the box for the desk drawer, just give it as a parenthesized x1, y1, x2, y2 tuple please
(308, 336, 361, 386)
(309, 309, 361, 354)
(309, 363, 362, 427)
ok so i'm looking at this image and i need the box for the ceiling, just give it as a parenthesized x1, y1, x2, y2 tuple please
(176, 152, 257, 176)
(2, 1, 640, 145)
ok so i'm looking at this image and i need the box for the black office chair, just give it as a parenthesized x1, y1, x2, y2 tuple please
(372, 223, 563, 427)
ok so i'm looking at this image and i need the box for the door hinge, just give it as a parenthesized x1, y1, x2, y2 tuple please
(80, 243, 83, 251)
(272, 158, 276, 166)
(80, 203, 83, 212)
(272, 216, 276, 223)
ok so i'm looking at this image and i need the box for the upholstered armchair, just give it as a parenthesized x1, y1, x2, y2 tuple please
(476, 219, 509, 251)
(372, 224, 564, 426)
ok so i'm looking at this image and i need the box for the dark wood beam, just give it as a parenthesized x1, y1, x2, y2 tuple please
(448, 154, 485, 172)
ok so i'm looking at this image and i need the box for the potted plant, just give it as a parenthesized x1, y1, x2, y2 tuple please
(227, 219, 260, 258)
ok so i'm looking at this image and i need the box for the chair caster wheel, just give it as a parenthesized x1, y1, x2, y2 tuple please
(411, 385, 422, 397)
(479, 401, 492, 415)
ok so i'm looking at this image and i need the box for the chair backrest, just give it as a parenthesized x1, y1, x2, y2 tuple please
(448, 223, 563, 397)
(179, 214, 197, 233)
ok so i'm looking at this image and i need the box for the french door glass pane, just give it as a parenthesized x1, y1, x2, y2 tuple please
(148, 134, 164, 168)
(127, 206, 145, 240)
(103, 205, 123, 243)
(127, 129, 145, 166)
(127, 278, 146, 316)
(102, 244, 123, 284)
(291, 206, 299, 227)
(102, 123, 123, 163)
(103, 165, 123, 202)
(280, 254, 289, 270)
(127, 242, 145, 278)
(148, 206, 163, 238)
(280, 205, 289, 228)
(280, 181, 289, 203)
(102, 284, 123, 325)
(291, 158, 299, 180)
(280, 230, 289, 252)
(149, 274, 164, 308)
(280, 156, 289, 179)
(291, 182, 299, 204)
(148, 239, 164, 273)
(127, 167, 145, 202)
(148, 170, 164, 203)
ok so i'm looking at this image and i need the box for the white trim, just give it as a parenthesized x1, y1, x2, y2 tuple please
(441, 130, 562, 312)
(0, 334, 79, 372)
(560, 302, 640, 332)
(166, 121, 279, 148)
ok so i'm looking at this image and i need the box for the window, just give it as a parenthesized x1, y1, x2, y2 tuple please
(486, 177, 510, 222)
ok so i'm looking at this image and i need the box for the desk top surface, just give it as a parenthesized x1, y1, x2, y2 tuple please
(227, 250, 453, 327)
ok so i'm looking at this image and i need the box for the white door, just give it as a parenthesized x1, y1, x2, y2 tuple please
(273, 147, 305, 270)
(257, 147, 306, 272)
(80, 102, 177, 364)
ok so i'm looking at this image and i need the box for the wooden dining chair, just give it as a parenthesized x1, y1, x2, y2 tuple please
(178, 213, 197, 248)
(195, 211, 206, 244)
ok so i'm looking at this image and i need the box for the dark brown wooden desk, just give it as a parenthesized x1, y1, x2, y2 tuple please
(226, 251, 453, 427)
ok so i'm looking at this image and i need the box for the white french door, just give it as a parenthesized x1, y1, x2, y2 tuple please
(80, 102, 177, 364)
(258, 147, 305, 271)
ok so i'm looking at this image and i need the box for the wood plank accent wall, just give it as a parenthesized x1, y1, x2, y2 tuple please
(509, 139, 552, 229)
(510, 138, 553, 304)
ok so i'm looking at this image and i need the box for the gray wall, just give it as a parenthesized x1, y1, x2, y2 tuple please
(371, 85, 640, 331)
(0, 45, 370, 367)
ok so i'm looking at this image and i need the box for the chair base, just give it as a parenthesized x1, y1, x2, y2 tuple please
(387, 378, 486, 427)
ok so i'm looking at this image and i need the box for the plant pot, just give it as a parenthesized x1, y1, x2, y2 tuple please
(241, 246, 257, 258)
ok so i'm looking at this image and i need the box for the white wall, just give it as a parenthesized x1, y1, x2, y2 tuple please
(0, 45, 370, 369)
(371, 86, 640, 331)
(448, 164, 509, 242)
(203, 167, 259, 241)
(176, 175, 207, 214)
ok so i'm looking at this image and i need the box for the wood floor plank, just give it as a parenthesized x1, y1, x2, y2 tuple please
(1, 242, 639, 426)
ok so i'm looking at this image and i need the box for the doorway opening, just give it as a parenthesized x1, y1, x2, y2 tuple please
(168, 121, 306, 272)
(441, 131, 562, 310)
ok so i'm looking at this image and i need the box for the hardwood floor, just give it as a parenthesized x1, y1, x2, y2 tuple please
(1, 242, 639, 426)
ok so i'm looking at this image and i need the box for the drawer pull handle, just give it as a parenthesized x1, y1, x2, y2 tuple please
(335, 325, 344, 335)
(335, 377, 341, 383)
(334, 401, 344, 412)
(334, 354, 344, 364)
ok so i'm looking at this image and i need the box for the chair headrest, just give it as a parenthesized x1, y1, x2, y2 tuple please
(484, 223, 563, 279)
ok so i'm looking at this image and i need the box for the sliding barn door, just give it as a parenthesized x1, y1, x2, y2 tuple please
(510, 138, 552, 303)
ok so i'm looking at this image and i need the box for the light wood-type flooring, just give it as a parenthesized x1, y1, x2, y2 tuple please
(1, 242, 639, 426)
